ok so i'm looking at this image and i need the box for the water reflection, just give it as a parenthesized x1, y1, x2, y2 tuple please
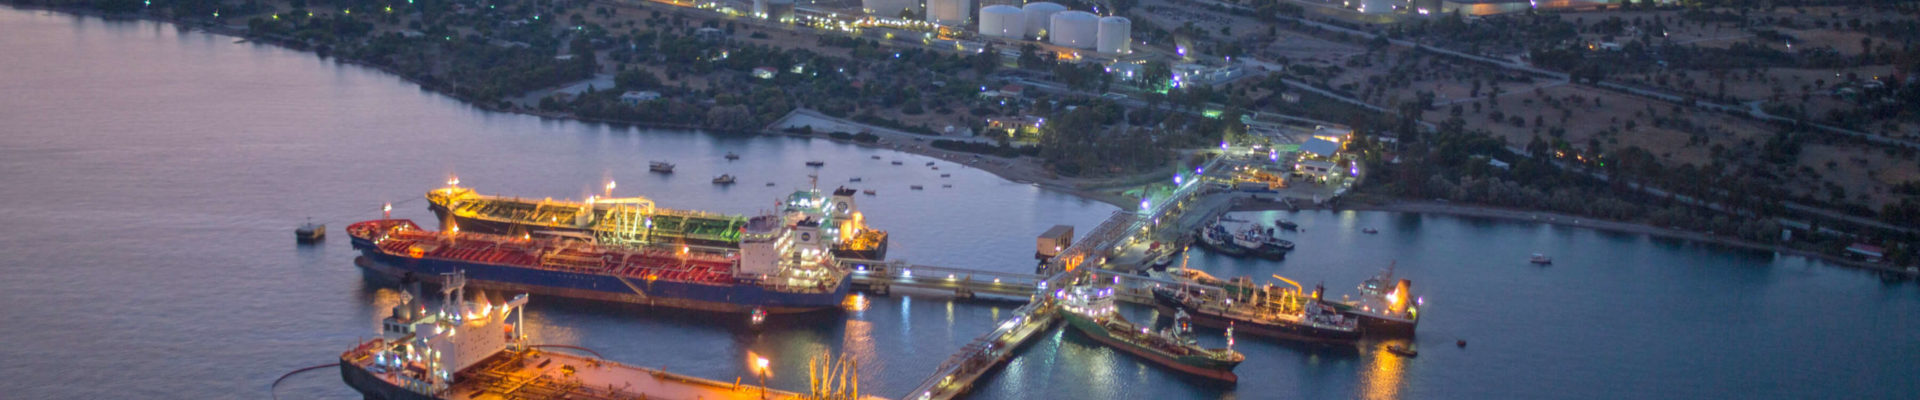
(1360, 342, 1409, 400)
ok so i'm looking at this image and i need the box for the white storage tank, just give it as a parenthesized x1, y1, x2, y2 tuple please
(928, 0, 970, 26)
(864, 0, 922, 19)
(1096, 16, 1130, 54)
(1048, 11, 1098, 49)
(1021, 2, 1067, 40)
(978, 5, 1024, 39)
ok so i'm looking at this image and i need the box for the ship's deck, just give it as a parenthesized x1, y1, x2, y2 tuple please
(451, 349, 807, 400)
(352, 220, 740, 285)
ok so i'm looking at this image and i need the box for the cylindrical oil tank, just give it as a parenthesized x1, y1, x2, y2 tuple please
(978, 5, 1024, 39)
(928, 0, 970, 26)
(1021, 2, 1066, 40)
(1048, 11, 1097, 49)
(863, 0, 922, 19)
(1096, 16, 1130, 54)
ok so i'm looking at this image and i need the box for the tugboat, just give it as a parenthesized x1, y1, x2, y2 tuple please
(1152, 284, 1361, 345)
(1230, 225, 1291, 259)
(1529, 253, 1553, 265)
(805, 161, 826, 167)
(724, 152, 740, 161)
(296, 219, 326, 243)
(1062, 287, 1244, 382)
(1194, 223, 1247, 257)
(649, 161, 675, 173)
(712, 174, 736, 185)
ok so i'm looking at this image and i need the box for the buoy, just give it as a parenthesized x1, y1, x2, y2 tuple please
(1456, 339, 1467, 348)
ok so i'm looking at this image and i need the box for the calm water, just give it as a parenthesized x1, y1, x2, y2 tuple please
(2, 7, 1916, 399)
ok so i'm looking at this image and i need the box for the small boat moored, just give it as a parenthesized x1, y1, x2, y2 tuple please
(1386, 344, 1418, 357)
(712, 174, 736, 185)
(649, 161, 675, 173)
(296, 220, 325, 243)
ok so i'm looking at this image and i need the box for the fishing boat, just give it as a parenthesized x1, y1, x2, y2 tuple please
(649, 161, 675, 173)
(1530, 253, 1552, 265)
(1061, 287, 1243, 382)
(712, 174, 736, 185)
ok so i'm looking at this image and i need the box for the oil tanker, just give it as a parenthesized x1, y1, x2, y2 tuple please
(349, 212, 850, 313)
(424, 180, 887, 261)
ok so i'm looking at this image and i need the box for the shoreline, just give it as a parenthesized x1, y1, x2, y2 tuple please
(9, 3, 1142, 209)
(1232, 198, 1912, 275)
(14, 5, 1906, 275)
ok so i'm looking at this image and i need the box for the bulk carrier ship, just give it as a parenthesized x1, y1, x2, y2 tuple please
(424, 180, 887, 261)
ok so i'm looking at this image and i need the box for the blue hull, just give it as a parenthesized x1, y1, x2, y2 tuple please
(353, 242, 848, 314)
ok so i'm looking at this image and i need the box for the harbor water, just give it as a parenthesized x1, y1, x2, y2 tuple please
(1, 7, 1916, 399)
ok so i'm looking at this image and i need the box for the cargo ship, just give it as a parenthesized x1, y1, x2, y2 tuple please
(425, 180, 887, 261)
(1152, 285, 1361, 344)
(1060, 287, 1244, 382)
(349, 212, 850, 313)
(339, 276, 822, 400)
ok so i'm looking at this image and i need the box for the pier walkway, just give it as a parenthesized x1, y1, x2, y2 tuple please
(842, 260, 1045, 300)
(891, 155, 1237, 400)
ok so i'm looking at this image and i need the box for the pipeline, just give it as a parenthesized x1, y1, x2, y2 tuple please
(269, 362, 341, 400)
(531, 344, 605, 358)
